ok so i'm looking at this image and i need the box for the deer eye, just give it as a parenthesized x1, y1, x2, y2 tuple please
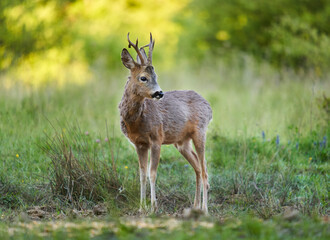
(140, 76, 148, 82)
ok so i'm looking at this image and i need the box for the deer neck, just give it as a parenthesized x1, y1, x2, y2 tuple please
(119, 80, 145, 123)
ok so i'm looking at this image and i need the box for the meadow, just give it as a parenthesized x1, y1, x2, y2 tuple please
(0, 56, 329, 239)
(1, 0, 329, 238)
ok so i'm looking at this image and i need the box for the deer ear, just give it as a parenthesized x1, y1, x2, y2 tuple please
(136, 48, 147, 65)
(121, 48, 136, 69)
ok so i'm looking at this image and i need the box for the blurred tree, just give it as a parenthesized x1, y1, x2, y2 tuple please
(0, 0, 72, 70)
(1, 0, 329, 87)
(0, 0, 187, 87)
(177, 0, 330, 72)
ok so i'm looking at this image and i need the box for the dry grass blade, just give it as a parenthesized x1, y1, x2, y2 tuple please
(41, 120, 123, 208)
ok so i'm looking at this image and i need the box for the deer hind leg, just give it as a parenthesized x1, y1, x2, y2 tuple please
(149, 143, 161, 212)
(192, 133, 209, 214)
(136, 144, 149, 212)
(175, 140, 202, 209)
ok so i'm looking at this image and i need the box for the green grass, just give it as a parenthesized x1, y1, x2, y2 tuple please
(0, 215, 329, 240)
(0, 59, 329, 239)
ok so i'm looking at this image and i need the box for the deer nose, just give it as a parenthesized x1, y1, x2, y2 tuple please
(152, 91, 164, 99)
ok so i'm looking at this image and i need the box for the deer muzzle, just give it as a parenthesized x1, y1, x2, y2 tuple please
(151, 91, 164, 99)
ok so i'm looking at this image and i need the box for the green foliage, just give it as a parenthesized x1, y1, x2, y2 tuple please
(0, 0, 187, 86)
(0, 0, 72, 69)
(178, 0, 330, 72)
(1, 0, 329, 87)
(269, 16, 330, 71)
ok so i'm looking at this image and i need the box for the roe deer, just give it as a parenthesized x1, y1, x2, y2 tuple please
(119, 33, 212, 213)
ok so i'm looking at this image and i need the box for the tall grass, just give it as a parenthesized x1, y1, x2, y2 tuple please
(40, 120, 140, 212)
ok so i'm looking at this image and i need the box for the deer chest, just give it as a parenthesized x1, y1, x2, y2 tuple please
(120, 119, 155, 146)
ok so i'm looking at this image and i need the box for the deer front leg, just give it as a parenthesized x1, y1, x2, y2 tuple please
(136, 144, 149, 212)
(149, 144, 161, 212)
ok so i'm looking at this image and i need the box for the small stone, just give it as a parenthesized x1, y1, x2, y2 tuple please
(282, 206, 300, 221)
(183, 208, 205, 220)
(27, 206, 48, 220)
(93, 203, 107, 216)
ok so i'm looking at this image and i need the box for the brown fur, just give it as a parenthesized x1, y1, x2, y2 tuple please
(119, 33, 212, 213)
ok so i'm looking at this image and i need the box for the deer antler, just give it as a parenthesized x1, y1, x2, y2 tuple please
(127, 32, 146, 65)
(142, 33, 155, 65)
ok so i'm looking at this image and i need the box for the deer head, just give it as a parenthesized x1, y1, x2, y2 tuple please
(121, 33, 163, 99)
